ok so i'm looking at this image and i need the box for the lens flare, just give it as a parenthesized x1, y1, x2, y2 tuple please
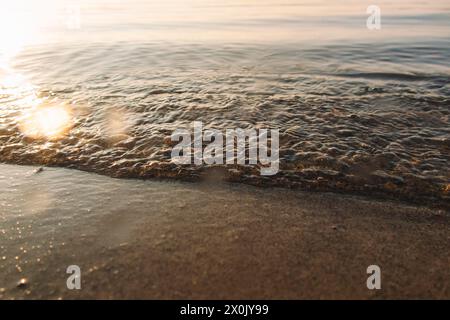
(19, 104, 73, 140)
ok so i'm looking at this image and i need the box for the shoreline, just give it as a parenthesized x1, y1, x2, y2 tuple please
(0, 164, 449, 299)
(2, 161, 449, 211)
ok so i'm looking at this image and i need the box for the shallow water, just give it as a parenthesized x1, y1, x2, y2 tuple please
(0, 0, 449, 204)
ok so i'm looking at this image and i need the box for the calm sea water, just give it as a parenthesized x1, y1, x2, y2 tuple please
(0, 0, 449, 204)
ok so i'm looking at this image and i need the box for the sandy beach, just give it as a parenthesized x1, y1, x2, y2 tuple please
(0, 164, 448, 299)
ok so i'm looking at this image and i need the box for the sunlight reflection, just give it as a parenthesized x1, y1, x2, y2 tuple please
(0, 71, 35, 96)
(0, 3, 38, 65)
(19, 103, 73, 140)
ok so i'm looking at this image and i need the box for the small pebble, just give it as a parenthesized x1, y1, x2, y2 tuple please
(17, 278, 28, 289)
(34, 167, 44, 174)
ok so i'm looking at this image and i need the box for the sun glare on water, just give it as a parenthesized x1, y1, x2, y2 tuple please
(0, 2, 39, 63)
(19, 104, 73, 140)
(0, 1, 75, 141)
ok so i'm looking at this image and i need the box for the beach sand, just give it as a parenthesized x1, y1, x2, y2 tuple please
(0, 164, 448, 299)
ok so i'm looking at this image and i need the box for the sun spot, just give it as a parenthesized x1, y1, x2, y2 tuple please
(19, 104, 73, 140)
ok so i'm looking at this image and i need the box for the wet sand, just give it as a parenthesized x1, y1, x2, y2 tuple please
(0, 164, 449, 299)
